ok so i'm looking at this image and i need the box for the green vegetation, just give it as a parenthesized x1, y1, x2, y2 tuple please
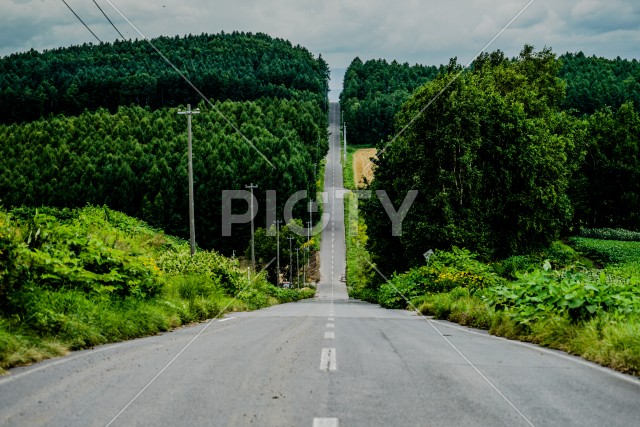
(580, 228, 640, 242)
(363, 46, 583, 273)
(569, 102, 640, 230)
(0, 32, 330, 123)
(0, 206, 314, 374)
(341, 45, 640, 375)
(340, 58, 440, 146)
(343, 145, 377, 301)
(374, 239, 640, 375)
(559, 52, 640, 115)
(378, 248, 504, 309)
(0, 99, 327, 255)
(569, 238, 640, 265)
(340, 51, 640, 148)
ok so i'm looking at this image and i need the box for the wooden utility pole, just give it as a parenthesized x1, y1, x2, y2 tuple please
(287, 236, 294, 284)
(274, 219, 282, 286)
(296, 247, 300, 289)
(245, 183, 258, 271)
(343, 121, 347, 163)
(178, 104, 200, 256)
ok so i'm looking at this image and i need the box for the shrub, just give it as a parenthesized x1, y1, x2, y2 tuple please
(493, 241, 582, 279)
(484, 267, 640, 324)
(378, 248, 505, 309)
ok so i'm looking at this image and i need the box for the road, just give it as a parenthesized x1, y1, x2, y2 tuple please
(317, 102, 348, 302)
(1, 102, 639, 426)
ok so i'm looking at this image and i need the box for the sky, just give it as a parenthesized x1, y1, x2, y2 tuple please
(2, 0, 640, 100)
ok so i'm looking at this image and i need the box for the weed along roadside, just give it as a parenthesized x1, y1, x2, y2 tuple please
(351, 240, 640, 376)
(0, 206, 315, 374)
(345, 147, 640, 377)
(343, 148, 640, 377)
(340, 48, 640, 378)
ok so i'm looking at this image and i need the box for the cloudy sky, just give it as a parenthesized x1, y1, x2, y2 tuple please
(2, 0, 640, 98)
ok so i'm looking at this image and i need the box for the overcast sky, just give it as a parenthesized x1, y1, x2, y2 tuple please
(2, 0, 640, 99)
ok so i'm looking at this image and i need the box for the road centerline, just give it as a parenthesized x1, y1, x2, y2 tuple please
(320, 348, 337, 371)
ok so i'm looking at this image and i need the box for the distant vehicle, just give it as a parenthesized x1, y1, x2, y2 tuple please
(281, 282, 291, 289)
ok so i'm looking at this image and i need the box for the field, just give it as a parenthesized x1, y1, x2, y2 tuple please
(352, 148, 377, 188)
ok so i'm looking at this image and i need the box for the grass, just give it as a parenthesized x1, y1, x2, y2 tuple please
(0, 206, 315, 374)
(407, 237, 640, 376)
(342, 145, 378, 301)
(416, 289, 640, 375)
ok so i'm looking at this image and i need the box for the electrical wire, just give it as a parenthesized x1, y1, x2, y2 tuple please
(91, 0, 126, 40)
(60, 0, 102, 43)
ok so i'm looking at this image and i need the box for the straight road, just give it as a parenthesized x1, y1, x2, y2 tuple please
(317, 102, 348, 301)
(1, 102, 639, 426)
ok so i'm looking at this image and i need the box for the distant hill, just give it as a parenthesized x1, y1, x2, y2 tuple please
(0, 32, 330, 123)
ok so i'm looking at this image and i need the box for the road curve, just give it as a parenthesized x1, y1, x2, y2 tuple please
(0, 102, 639, 427)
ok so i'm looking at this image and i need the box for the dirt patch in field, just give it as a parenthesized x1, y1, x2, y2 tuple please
(353, 148, 377, 188)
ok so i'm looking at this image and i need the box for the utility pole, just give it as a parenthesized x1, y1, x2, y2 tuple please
(343, 121, 347, 163)
(245, 183, 258, 272)
(287, 236, 294, 284)
(274, 219, 282, 286)
(296, 247, 300, 289)
(178, 104, 200, 256)
(307, 220, 312, 269)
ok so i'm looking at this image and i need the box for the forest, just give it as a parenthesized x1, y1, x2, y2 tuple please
(0, 32, 331, 255)
(360, 47, 640, 274)
(0, 32, 330, 123)
(339, 58, 440, 146)
(341, 51, 640, 150)
(0, 99, 327, 255)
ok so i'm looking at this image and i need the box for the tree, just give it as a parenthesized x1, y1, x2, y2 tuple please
(362, 46, 583, 275)
(570, 101, 640, 229)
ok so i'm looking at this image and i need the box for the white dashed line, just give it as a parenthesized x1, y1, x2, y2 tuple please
(328, 317, 334, 322)
(313, 418, 339, 427)
(327, 323, 335, 328)
(320, 348, 337, 371)
(324, 331, 335, 339)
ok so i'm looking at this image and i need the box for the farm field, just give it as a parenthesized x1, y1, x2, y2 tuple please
(352, 148, 377, 187)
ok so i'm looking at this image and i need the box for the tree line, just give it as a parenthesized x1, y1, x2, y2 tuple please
(0, 99, 328, 255)
(341, 51, 640, 149)
(359, 46, 640, 276)
(0, 32, 330, 124)
(339, 58, 440, 146)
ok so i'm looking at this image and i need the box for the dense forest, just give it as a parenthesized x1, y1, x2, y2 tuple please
(0, 99, 326, 254)
(559, 52, 640, 115)
(360, 46, 640, 275)
(0, 32, 330, 255)
(341, 51, 640, 148)
(0, 32, 330, 123)
(339, 58, 440, 146)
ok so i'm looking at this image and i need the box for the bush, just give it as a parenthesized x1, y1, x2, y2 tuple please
(378, 248, 505, 309)
(485, 267, 640, 324)
(0, 205, 316, 373)
(493, 241, 582, 280)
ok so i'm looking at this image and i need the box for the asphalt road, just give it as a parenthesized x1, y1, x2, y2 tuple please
(1, 102, 639, 426)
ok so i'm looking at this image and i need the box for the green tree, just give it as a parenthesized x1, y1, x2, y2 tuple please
(570, 101, 640, 229)
(362, 46, 583, 275)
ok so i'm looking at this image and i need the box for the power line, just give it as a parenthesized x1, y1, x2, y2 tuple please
(60, 0, 102, 43)
(92, 0, 126, 39)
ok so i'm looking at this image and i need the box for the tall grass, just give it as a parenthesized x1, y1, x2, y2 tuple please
(0, 207, 314, 374)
